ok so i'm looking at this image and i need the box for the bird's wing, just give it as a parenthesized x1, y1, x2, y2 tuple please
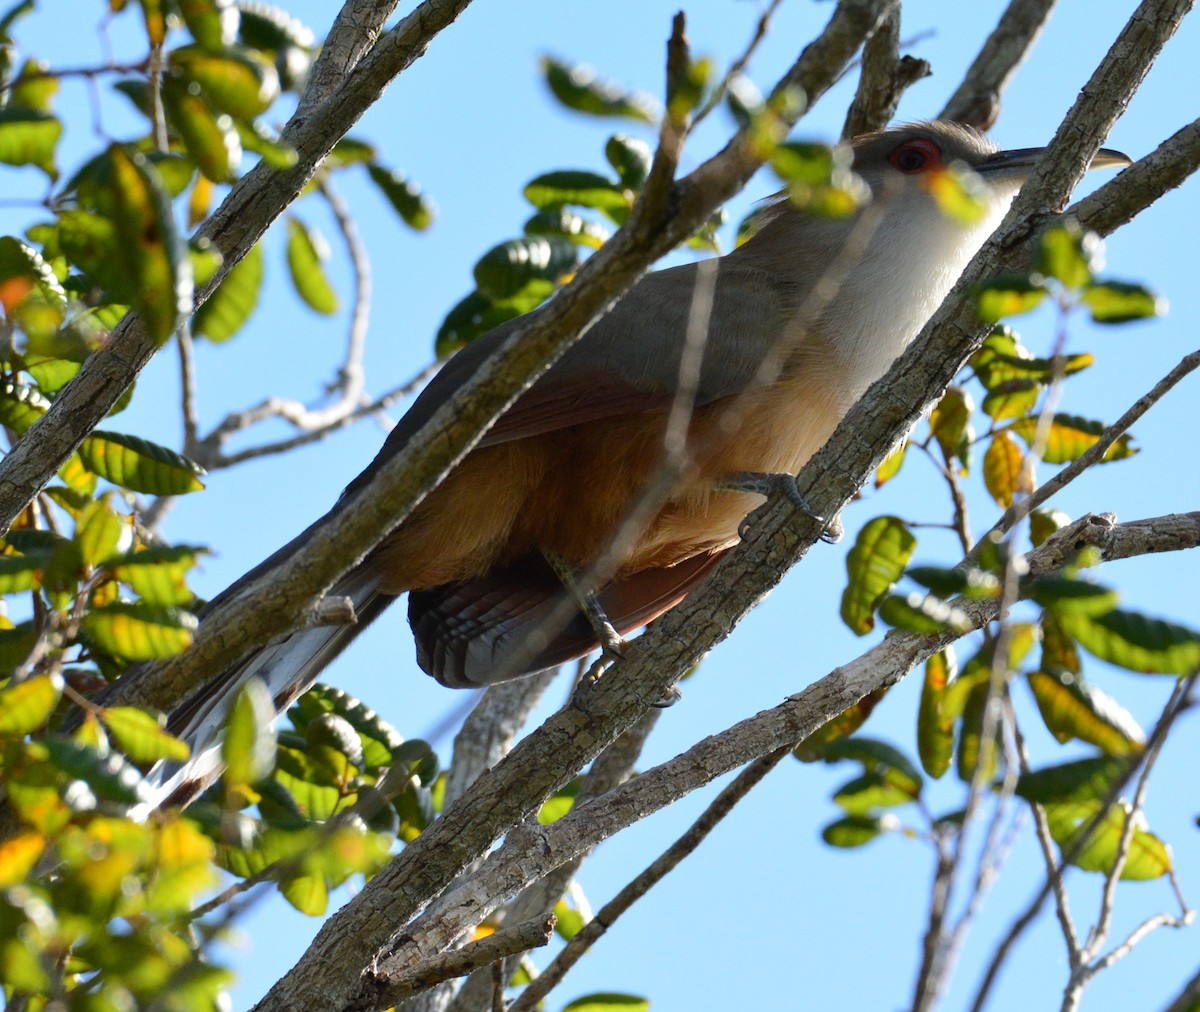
(344, 258, 795, 496)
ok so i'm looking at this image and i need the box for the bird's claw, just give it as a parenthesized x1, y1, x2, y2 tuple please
(727, 471, 841, 542)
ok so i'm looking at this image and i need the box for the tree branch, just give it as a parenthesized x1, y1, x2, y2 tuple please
(356, 513, 1200, 998)
(940, 0, 1058, 129)
(842, 5, 931, 138)
(357, 916, 556, 1009)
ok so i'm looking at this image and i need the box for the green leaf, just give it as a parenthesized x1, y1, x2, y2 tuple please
(9, 58, 57, 114)
(523, 170, 629, 218)
(928, 165, 991, 224)
(161, 74, 241, 182)
(1041, 610, 1082, 675)
(983, 429, 1026, 507)
(0, 673, 62, 734)
(0, 107, 60, 177)
(285, 217, 338, 314)
(1008, 413, 1136, 464)
(113, 144, 192, 341)
(668, 54, 713, 121)
(81, 602, 197, 661)
(982, 379, 1040, 422)
(111, 544, 206, 606)
(833, 769, 919, 814)
(194, 240, 263, 341)
(280, 869, 329, 915)
(169, 44, 280, 120)
(552, 896, 586, 940)
(42, 738, 151, 805)
(234, 118, 298, 169)
(1028, 670, 1145, 755)
(929, 386, 973, 466)
(538, 780, 579, 825)
(473, 235, 577, 301)
(879, 592, 970, 635)
(366, 164, 435, 231)
(74, 497, 126, 569)
(78, 431, 205, 495)
(562, 994, 651, 1012)
(0, 553, 44, 594)
(1035, 221, 1101, 289)
(435, 290, 528, 357)
(305, 712, 364, 772)
(821, 815, 885, 848)
(0, 235, 67, 323)
(539, 56, 657, 123)
(918, 649, 956, 779)
(956, 679, 998, 782)
(839, 516, 916, 635)
(62, 146, 191, 343)
(1042, 799, 1171, 880)
(328, 137, 377, 166)
(0, 379, 49, 434)
(1030, 507, 1071, 548)
(874, 439, 906, 487)
(906, 564, 1000, 601)
(1016, 756, 1135, 804)
(289, 682, 406, 771)
(224, 677, 277, 787)
(178, 0, 234, 50)
(1081, 281, 1166, 323)
(819, 736, 922, 788)
(1057, 607, 1200, 675)
(100, 706, 190, 763)
(0, 623, 38, 673)
(1029, 576, 1120, 616)
(973, 275, 1047, 322)
(604, 133, 652, 190)
(523, 207, 610, 250)
(237, 3, 315, 54)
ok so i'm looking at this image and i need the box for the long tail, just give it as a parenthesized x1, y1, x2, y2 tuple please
(134, 549, 393, 816)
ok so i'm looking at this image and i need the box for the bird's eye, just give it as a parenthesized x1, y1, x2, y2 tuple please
(887, 137, 942, 174)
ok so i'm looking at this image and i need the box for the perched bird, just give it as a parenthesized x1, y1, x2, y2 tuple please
(147, 121, 1128, 806)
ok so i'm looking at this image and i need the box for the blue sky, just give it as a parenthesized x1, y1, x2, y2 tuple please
(8, 1, 1200, 1009)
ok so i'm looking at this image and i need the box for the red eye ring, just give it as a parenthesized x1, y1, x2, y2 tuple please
(888, 137, 942, 174)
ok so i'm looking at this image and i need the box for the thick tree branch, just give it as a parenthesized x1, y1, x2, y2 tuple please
(1073, 115, 1200, 235)
(842, 6, 931, 138)
(360, 915, 556, 1009)
(940, 0, 1058, 129)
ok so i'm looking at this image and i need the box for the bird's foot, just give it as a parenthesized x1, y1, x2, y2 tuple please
(725, 471, 842, 543)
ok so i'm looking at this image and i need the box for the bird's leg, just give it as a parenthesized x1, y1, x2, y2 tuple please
(722, 471, 843, 544)
(542, 551, 681, 708)
(541, 550, 628, 659)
